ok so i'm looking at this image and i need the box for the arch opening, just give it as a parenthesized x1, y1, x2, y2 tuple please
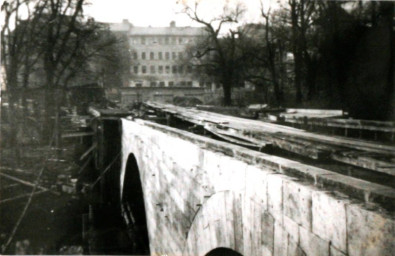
(122, 153, 150, 255)
(205, 247, 244, 256)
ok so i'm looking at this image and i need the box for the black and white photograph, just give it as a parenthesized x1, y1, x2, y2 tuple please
(0, 0, 394, 255)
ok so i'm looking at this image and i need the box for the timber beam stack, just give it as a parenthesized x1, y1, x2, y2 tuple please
(144, 102, 395, 178)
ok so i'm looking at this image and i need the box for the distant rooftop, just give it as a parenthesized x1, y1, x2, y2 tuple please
(109, 20, 206, 36)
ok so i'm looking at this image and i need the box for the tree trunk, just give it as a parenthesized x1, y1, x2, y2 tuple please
(6, 63, 20, 167)
(290, 0, 303, 104)
(382, 2, 394, 119)
(222, 69, 233, 106)
(8, 89, 20, 167)
(223, 83, 232, 106)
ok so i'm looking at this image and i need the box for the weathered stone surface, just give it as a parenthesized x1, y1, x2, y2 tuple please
(284, 215, 299, 243)
(299, 226, 329, 256)
(330, 245, 347, 256)
(245, 165, 270, 208)
(288, 239, 306, 256)
(267, 174, 284, 224)
(347, 203, 395, 256)
(283, 180, 312, 230)
(274, 220, 288, 256)
(217, 155, 248, 192)
(261, 211, 275, 253)
(312, 191, 348, 252)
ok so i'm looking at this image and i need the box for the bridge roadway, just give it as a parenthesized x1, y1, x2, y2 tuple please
(96, 103, 394, 256)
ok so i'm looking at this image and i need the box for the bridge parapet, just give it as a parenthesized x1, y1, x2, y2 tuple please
(120, 118, 394, 256)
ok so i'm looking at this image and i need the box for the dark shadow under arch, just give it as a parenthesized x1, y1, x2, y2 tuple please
(206, 247, 244, 256)
(122, 153, 150, 255)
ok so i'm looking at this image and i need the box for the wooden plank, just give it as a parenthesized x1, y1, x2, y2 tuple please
(144, 102, 395, 156)
(0, 173, 59, 195)
(79, 143, 97, 161)
(204, 125, 263, 148)
(0, 190, 48, 205)
(282, 117, 395, 133)
(332, 152, 395, 176)
(144, 102, 395, 173)
(285, 108, 344, 116)
(61, 131, 94, 138)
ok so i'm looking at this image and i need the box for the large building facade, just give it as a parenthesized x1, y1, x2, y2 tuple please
(110, 20, 209, 89)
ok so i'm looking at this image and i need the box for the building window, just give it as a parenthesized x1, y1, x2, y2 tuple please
(187, 65, 192, 73)
(158, 52, 163, 60)
(199, 81, 204, 87)
(165, 37, 169, 44)
(168, 81, 174, 87)
(172, 52, 176, 60)
(150, 65, 155, 74)
(172, 66, 177, 74)
(142, 66, 147, 74)
(187, 81, 193, 87)
(141, 37, 146, 45)
(172, 37, 177, 44)
(178, 52, 183, 60)
(179, 38, 183, 44)
(178, 65, 184, 74)
(150, 52, 154, 60)
(159, 81, 165, 87)
(136, 83, 142, 87)
(165, 66, 170, 74)
(133, 52, 137, 59)
(142, 52, 146, 60)
(165, 52, 170, 60)
(180, 81, 186, 86)
(133, 66, 138, 74)
(150, 81, 157, 87)
(158, 66, 163, 74)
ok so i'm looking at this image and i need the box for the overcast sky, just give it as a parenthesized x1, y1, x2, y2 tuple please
(84, 0, 277, 27)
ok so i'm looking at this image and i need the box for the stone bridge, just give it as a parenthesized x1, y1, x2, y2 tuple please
(112, 117, 394, 256)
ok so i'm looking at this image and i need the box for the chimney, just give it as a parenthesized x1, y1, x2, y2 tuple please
(170, 21, 176, 28)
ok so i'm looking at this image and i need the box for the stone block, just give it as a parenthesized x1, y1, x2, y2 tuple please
(171, 139, 201, 167)
(242, 195, 254, 256)
(245, 165, 270, 208)
(312, 191, 348, 252)
(299, 226, 330, 256)
(220, 155, 248, 192)
(283, 180, 312, 230)
(202, 150, 222, 173)
(267, 174, 284, 223)
(231, 193, 244, 253)
(284, 215, 299, 243)
(330, 245, 347, 256)
(261, 211, 275, 253)
(288, 239, 306, 256)
(274, 220, 288, 256)
(347, 203, 395, 256)
(242, 195, 264, 256)
(262, 245, 273, 256)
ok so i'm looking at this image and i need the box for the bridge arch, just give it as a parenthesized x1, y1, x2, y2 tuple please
(206, 247, 243, 256)
(121, 153, 150, 254)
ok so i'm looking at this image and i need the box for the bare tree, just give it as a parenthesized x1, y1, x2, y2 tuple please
(1, 0, 47, 165)
(181, 1, 246, 105)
